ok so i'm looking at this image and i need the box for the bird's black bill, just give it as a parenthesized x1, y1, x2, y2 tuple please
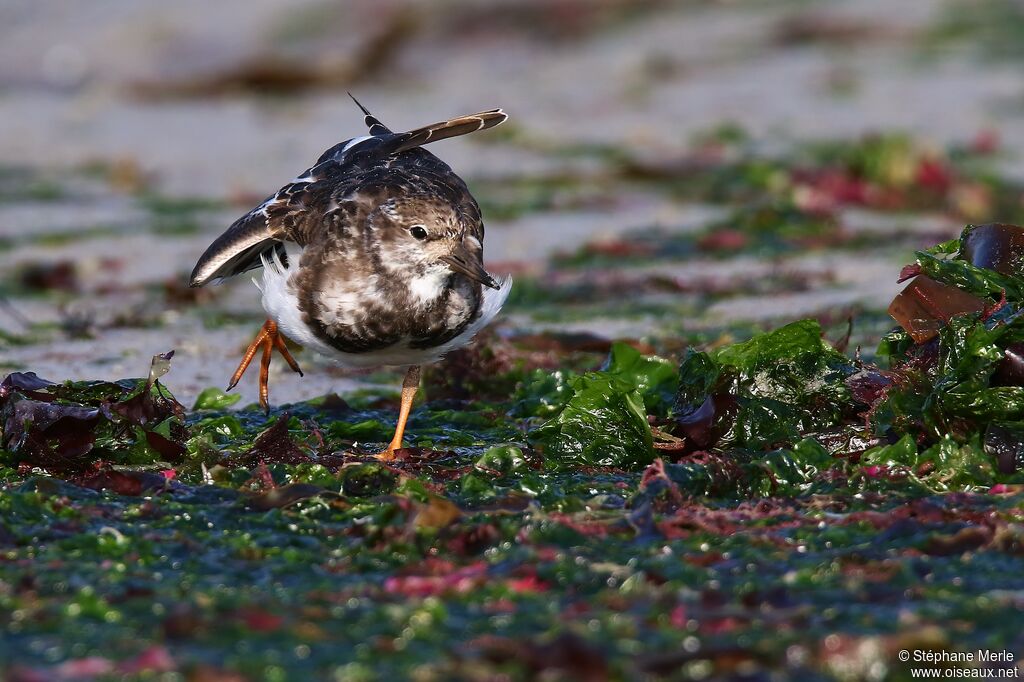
(440, 254, 499, 290)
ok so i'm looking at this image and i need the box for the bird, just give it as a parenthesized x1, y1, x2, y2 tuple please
(188, 96, 511, 459)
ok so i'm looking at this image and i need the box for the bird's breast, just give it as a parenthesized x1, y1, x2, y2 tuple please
(301, 265, 481, 354)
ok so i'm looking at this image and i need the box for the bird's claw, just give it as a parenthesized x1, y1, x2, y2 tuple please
(227, 320, 303, 414)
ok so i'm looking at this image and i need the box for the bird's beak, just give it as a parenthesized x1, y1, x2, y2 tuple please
(440, 245, 499, 290)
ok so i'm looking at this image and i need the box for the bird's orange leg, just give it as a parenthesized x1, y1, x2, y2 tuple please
(376, 365, 422, 460)
(227, 320, 303, 414)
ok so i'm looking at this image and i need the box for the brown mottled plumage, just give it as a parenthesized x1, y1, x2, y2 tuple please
(189, 97, 510, 457)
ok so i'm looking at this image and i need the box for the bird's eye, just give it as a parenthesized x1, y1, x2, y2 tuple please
(410, 225, 428, 240)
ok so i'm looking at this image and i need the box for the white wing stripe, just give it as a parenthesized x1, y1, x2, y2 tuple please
(341, 136, 373, 155)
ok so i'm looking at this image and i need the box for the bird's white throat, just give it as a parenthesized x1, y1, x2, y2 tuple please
(408, 266, 452, 304)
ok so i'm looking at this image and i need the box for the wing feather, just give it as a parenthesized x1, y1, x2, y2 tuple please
(188, 201, 281, 286)
(394, 110, 508, 153)
(189, 177, 316, 287)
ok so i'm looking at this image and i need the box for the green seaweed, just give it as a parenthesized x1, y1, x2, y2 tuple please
(673, 320, 855, 451)
(192, 387, 242, 410)
(874, 308, 1024, 443)
(600, 342, 678, 415)
(529, 373, 653, 470)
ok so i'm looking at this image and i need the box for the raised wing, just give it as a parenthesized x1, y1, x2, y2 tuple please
(188, 165, 328, 286)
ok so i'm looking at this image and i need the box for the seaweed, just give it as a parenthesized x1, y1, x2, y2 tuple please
(528, 373, 653, 470)
(8, 224, 1024, 679)
(0, 353, 187, 472)
(670, 319, 855, 452)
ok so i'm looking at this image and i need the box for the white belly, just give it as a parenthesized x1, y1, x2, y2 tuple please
(255, 248, 511, 368)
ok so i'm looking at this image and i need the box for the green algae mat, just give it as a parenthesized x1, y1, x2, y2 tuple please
(5, 227, 1024, 681)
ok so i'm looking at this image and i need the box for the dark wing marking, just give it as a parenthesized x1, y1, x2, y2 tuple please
(315, 136, 378, 165)
(348, 92, 392, 134)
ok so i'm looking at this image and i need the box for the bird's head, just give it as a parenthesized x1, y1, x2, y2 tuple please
(372, 195, 498, 290)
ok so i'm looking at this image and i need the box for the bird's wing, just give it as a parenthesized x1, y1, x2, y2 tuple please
(188, 161, 337, 286)
(392, 109, 508, 152)
(189, 103, 507, 287)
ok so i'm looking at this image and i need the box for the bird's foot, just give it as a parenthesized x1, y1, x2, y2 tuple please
(372, 445, 400, 461)
(227, 319, 303, 414)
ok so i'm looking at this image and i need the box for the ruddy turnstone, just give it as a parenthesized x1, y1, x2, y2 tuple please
(189, 96, 511, 458)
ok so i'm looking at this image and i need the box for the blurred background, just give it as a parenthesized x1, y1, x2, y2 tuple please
(1, 0, 1023, 406)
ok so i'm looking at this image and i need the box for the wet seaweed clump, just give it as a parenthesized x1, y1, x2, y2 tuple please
(525, 342, 677, 470)
(658, 223, 1024, 496)
(869, 223, 1024, 486)
(0, 352, 187, 479)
